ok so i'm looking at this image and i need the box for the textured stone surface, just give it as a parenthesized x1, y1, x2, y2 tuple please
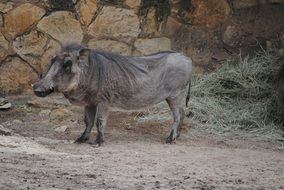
(40, 39, 61, 75)
(0, 32, 9, 62)
(134, 37, 171, 55)
(88, 39, 132, 55)
(77, 0, 98, 26)
(37, 11, 83, 44)
(13, 30, 48, 61)
(141, 7, 158, 34)
(0, 2, 13, 13)
(13, 30, 49, 75)
(88, 7, 140, 42)
(0, 57, 37, 94)
(3, 3, 45, 39)
(190, 0, 231, 28)
(13, 31, 60, 76)
(164, 16, 182, 36)
(125, 0, 141, 9)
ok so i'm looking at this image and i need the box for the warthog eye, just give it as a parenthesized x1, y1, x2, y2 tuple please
(63, 60, 72, 73)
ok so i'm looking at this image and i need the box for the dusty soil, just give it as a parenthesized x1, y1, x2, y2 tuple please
(0, 92, 283, 190)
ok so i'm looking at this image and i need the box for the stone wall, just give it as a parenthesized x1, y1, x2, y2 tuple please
(0, 0, 284, 94)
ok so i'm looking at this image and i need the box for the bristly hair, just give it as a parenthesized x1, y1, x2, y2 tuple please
(88, 50, 150, 92)
(61, 43, 176, 93)
(61, 43, 85, 53)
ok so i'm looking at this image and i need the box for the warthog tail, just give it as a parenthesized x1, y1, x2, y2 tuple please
(185, 80, 191, 107)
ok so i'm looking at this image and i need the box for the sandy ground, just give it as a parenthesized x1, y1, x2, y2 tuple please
(0, 92, 283, 190)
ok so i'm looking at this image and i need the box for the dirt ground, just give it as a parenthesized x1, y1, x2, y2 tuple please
(0, 92, 283, 190)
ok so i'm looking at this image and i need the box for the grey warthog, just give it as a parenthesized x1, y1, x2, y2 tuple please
(33, 43, 192, 145)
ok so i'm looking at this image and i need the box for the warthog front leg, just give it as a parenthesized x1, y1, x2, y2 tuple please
(166, 95, 185, 144)
(75, 105, 97, 143)
(93, 103, 109, 146)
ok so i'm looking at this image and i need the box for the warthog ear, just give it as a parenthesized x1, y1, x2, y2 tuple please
(77, 48, 91, 61)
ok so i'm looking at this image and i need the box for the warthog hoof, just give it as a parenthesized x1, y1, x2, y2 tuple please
(75, 136, 89, 143)
(166, 136, 176, 144)
(166, 130, 177, 144)
(89, 141, 103, 147)
(90, 132, 104, 146)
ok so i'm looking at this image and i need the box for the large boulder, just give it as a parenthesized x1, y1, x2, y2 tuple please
(76, 0, 98, 26)
(88, 39, 132, 55)
(37, 11, 83, 44)
(0, 57, 37, 94)
(13, 30, 48, 65)
(88, 6, 140, 42)
(3, 3, 45, 40)
(13, 31, 60, 76)
(134, 37, 171, 55)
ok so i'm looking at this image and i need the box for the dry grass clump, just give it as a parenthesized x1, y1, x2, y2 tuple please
(189, 51, 283, 138)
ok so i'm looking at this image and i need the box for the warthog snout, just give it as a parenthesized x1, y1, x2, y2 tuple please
(33, 82, 54, 97)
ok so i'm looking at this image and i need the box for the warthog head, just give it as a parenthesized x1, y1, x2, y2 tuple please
(33, 44, 89, 97)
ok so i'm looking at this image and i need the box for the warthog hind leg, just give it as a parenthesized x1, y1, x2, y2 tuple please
(166, 94, 185, 144)
(75, 105, 97, 143)
(92, 103, 109, 146)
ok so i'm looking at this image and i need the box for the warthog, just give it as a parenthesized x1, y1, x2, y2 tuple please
(33, 43, 192, 145)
